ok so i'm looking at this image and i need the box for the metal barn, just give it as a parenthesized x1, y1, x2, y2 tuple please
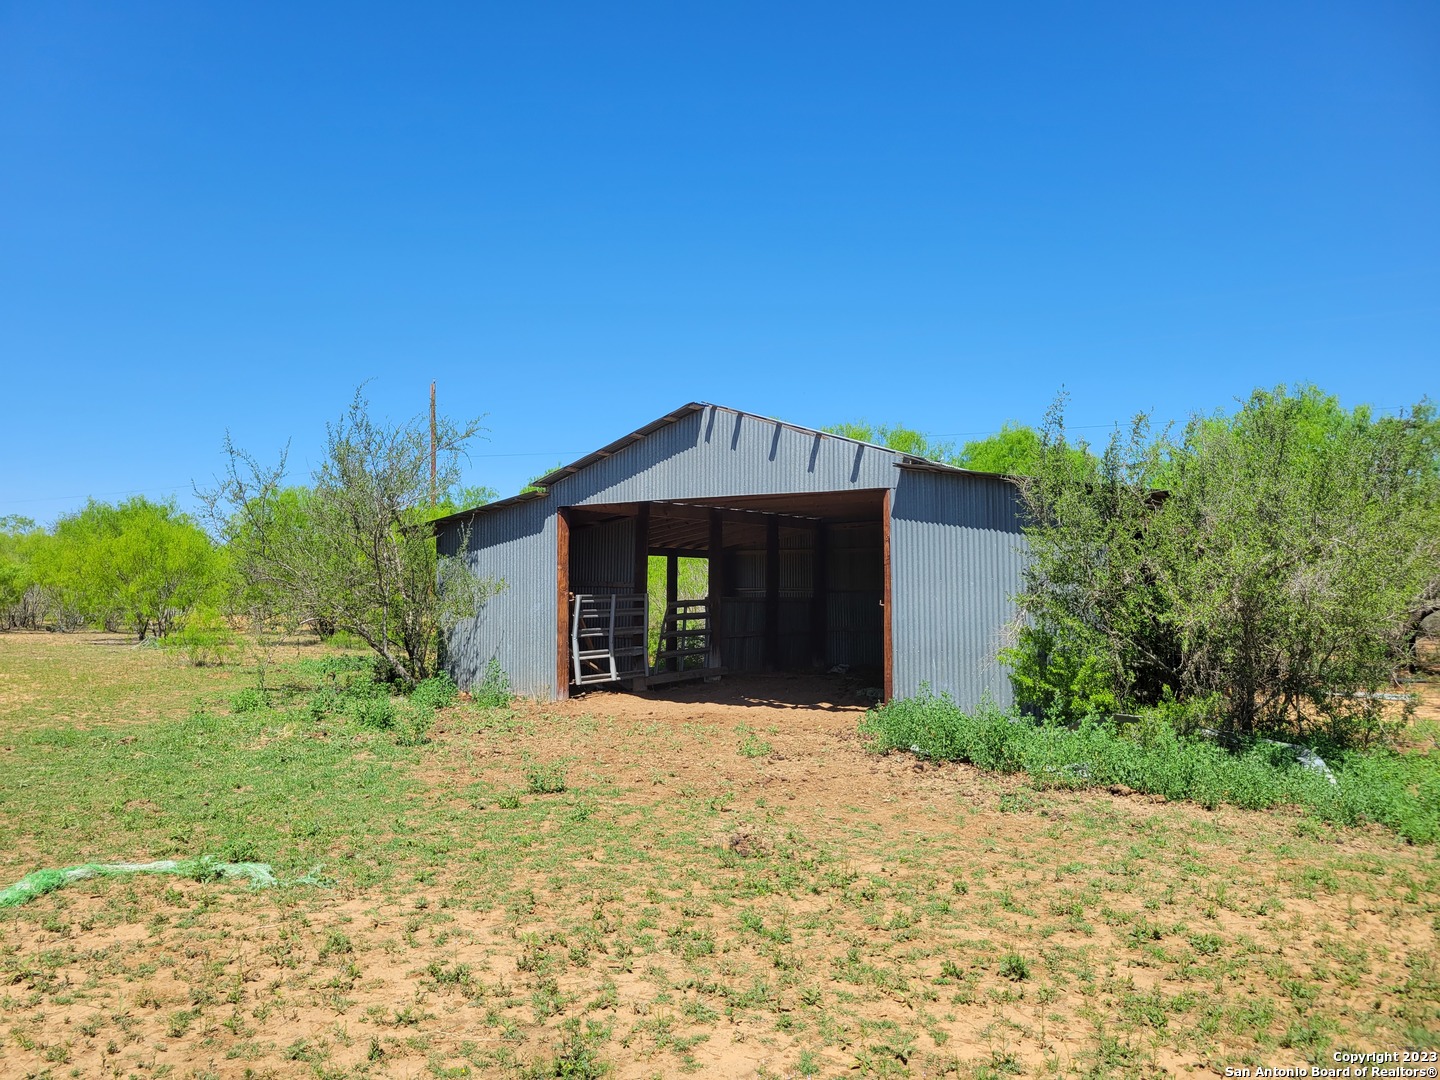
(433, 403, 1029, 706)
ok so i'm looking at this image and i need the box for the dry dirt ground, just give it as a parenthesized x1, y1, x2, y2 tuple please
(0, 634, 1436, 1079)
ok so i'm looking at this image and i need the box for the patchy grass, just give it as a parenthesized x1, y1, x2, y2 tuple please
(860, 693, 1440, 843)
(0, 633, 1437, 1078)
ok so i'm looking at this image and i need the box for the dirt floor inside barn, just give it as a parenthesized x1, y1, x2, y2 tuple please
(0, 633, 1436, 1078)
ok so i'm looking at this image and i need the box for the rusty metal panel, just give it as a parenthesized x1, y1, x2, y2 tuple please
(889, 470, 1029, 709)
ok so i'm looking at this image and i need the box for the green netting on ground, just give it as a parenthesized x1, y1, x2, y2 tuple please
(0, 857, 326, 909)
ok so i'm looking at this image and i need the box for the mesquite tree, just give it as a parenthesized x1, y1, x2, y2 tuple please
(1014, 386, 1440, 744)
(205, 389, 499, 685)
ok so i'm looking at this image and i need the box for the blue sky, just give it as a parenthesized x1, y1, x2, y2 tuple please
(2, 2, 1436, 522)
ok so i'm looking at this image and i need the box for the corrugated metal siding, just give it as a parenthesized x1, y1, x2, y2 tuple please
(719, 599, 763, 671)
(436, 404, 1028, 706)
(828, 521, 883, 669)
(890, 471, 1029, 708)
(718, 598, 811, 671)
(570, 517, 635, 594)
(728, 550, 811, 598)
(550, 406, 901, 505)
(438, 498, 557, 699)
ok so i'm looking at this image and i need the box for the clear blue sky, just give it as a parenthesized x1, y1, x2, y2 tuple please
(2, 2, 1436, 523)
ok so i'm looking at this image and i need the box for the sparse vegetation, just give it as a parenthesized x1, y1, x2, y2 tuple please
(203, 387, 501, 686)
(473, 656, 515, 708)
(860, 692, 1440, 842)
(1011, 386, 1439, 744)
(1, 631, 1436, 1078)
(3, 382, 1438, 1076)
(524, 760, 568, 795)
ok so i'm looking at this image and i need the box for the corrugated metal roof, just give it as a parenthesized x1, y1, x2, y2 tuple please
(429, 488, 548, 532)
(533, 403, 708, 487)
(533, 400, 988, 488)
(431, 400, 1021, 534)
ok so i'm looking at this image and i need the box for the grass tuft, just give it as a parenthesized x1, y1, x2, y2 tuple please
(860, 692, 1440, 842)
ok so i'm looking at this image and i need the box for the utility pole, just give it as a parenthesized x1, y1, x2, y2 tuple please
(429, 380, 438, 506)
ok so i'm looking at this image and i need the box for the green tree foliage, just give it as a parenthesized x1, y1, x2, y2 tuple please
(223, 485, 321, 628)
(826, 418, 1064, 475)
(521, 464, 566, 496)
(0, 517, 45, 629)
(29, 499, 222, 639)
(646, 554, 708, 662)
(1012, 386, 1440, 744)
(822, 421, 956, 462)
(206, 389, 500, 686)
(437, 485, 498, 514)
(954, 423, 1046, 475)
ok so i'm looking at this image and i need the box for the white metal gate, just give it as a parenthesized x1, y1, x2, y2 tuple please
(570, 593, 649, 685)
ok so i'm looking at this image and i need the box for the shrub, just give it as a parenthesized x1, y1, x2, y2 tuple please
(1014, 388, 1440, 745)
(350, 695, 397, 730)
(1000, 627, 1117, 721)
(300, 657, 401, 725)
(411, 673, 459, 712)
(165, 607, 239, 667)
(860, 692, 1440, 843)
(524, 761, 566, 795)
(473, 658, 512, 708)
(395, 706, 434, 747)
(205, 389, 501, 687)
(295, 654, 376, 678)
(229, 688, 265, 714)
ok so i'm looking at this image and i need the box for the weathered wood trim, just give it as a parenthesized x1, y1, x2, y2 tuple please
(557, 507, 571, 700)
(882, 488, 893, 703)
(633, 502, 651, 593)
(708, 510, 724, 669)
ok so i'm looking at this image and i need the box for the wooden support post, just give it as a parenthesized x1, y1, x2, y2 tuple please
(708, 510, 724, 669)
(810, 521, 828, 668)
(665, 554, 678, 672)
(882, 490, 894, 703)
(633, 503, 650, 594)
(764, 516, 780, 670)
(556, 507, 571, 700)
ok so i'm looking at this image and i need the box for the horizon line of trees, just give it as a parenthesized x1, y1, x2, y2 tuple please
(3, 383, 1437, 746)
(0, 483, 494, 642)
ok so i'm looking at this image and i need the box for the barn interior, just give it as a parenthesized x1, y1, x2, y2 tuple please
(560, 491, 889, 699)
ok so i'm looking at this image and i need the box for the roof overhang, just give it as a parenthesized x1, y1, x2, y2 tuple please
(533, 403, 707, 488)
(429, 487, 548, 533)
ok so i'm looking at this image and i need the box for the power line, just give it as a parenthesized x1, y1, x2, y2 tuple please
(1, 484, 192, 506)
(469, 450, 586, 459)
(3, 405, 1422, 507)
